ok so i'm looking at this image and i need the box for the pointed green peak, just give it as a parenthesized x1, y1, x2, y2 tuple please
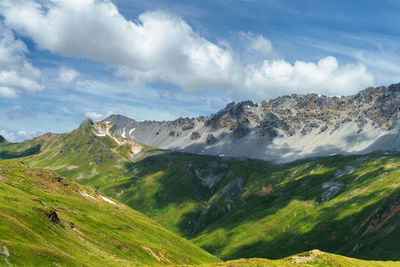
(79, 118, 94, 129)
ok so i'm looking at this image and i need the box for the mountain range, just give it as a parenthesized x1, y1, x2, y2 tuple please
(3, 84, 400, 266)
(105, 83, 400, 163)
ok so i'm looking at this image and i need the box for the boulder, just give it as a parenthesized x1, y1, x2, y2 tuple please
(191, 131, 201, 140)
(206, 134, 217, 145)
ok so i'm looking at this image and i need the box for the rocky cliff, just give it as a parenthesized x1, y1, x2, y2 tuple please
(104, 83, 400, 162)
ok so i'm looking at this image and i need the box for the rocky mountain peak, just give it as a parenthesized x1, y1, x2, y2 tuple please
(0, 135, 6, 143)
(104, 114, 136, 124)
(103, 83, 400, 163)
(79, 118, 94, 129)
(205, 82, 400, 137)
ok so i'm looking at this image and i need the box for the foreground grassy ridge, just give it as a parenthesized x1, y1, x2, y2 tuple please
(5, 121, 400, 261)
(192, 250, 400, 266)
(0, 160, 220, 266)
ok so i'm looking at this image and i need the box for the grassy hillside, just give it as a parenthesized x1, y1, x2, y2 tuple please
(4, 121, 400, 262)
(191, 153, 400, 261)
(95, 151, 400, 261)
(0, 134, 43, 159)
(0, 160, 220, 266)
(197, 249, 399, 266)
(0, 119, 152, 188)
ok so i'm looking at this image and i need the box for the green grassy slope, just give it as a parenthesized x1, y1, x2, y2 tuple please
(0, 134, 43, 159)
(190, 153, 400, 261)
(0, 119, 151, 189)
(4, 121, 400, 262)
(196, 249, 400, 266)
(0, 160, 220, 266)
(111, 152, 400, 261)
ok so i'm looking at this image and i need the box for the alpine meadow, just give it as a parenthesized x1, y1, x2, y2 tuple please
(2, 0, 400, 266)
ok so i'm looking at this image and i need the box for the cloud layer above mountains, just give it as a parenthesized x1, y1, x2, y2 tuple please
(0, 0, 375, 100)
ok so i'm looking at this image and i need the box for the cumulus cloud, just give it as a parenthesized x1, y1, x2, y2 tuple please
(0, 86, 18, 98)
(0, 0, 376, 100)
(0, 23, 44, 98)
(56, 65, 80, 88)
(84, 111, 106, 120)
(57, 66, 80, 84)
(238, 32, 278, 61)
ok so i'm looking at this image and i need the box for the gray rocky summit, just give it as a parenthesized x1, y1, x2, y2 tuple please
(103, 83, 400, 163)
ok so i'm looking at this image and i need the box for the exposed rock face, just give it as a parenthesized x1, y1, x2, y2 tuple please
(182, 120, 195, 131)
(0, 135, 6, 143)
(80, 118, 94, 129)
(232, 124, 250, 138)
(321, 181, 344, 201)
(103, 83, 400, 163)
(362, 195, 400, 234)
(1, 246, 9, 265)
(206, 134, 217, 145)
(47, 210, 60, 224)
(191, 131, 201, 140)
(219, 178, 244, 214)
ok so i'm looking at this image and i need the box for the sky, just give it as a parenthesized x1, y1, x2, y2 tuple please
(1, 0, 400, 141)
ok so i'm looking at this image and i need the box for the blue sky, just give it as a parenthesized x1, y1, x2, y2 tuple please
(1, 0, 400, 141)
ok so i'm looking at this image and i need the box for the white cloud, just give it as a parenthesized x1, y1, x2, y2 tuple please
(249, 36, 274, 56)
(0, 0, 376, 100)
(295, 35, 400, 86)
(84, 111, 105, 120)
(0, 86, 18, 98)
(238, 32, 278, 61)
(242, 56, 375, 98)
(57, 65, 80, 87)
(0, 129, 40, 142)
(0, 23, 44, 98)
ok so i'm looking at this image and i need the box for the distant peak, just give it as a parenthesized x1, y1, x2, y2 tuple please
(104, 114, 127, 120)
(0, 135, 6, 143)
(79, 118, 94, 129)
(103, 114, 136, 124)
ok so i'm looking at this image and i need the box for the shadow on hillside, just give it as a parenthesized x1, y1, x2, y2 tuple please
(169, 135, 298, 163)
(166, 129, 400, 163)
(168, 129, 400, 164)
(123, 153, 274, 236)
(122, 150, 400, 260)
(206, 177, 400, 261)
(124, 153, 364, 229)
(0, 144, 41, 159)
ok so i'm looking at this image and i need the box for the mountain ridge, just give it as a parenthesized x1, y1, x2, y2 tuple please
(104, 83, 400, 163)
(4, 117, 400, 263)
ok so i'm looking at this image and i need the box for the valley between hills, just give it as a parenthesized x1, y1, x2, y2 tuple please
(2, 0, 400, 265)
(3, 86, 400, 266)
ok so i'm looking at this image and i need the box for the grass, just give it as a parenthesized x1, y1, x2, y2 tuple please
(191, 250, 400, 266)
(95, 152, 400, 261)
(0, 120, 136, 189)
(0, 160, 220, 266)
(4, 121, 400, 264)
